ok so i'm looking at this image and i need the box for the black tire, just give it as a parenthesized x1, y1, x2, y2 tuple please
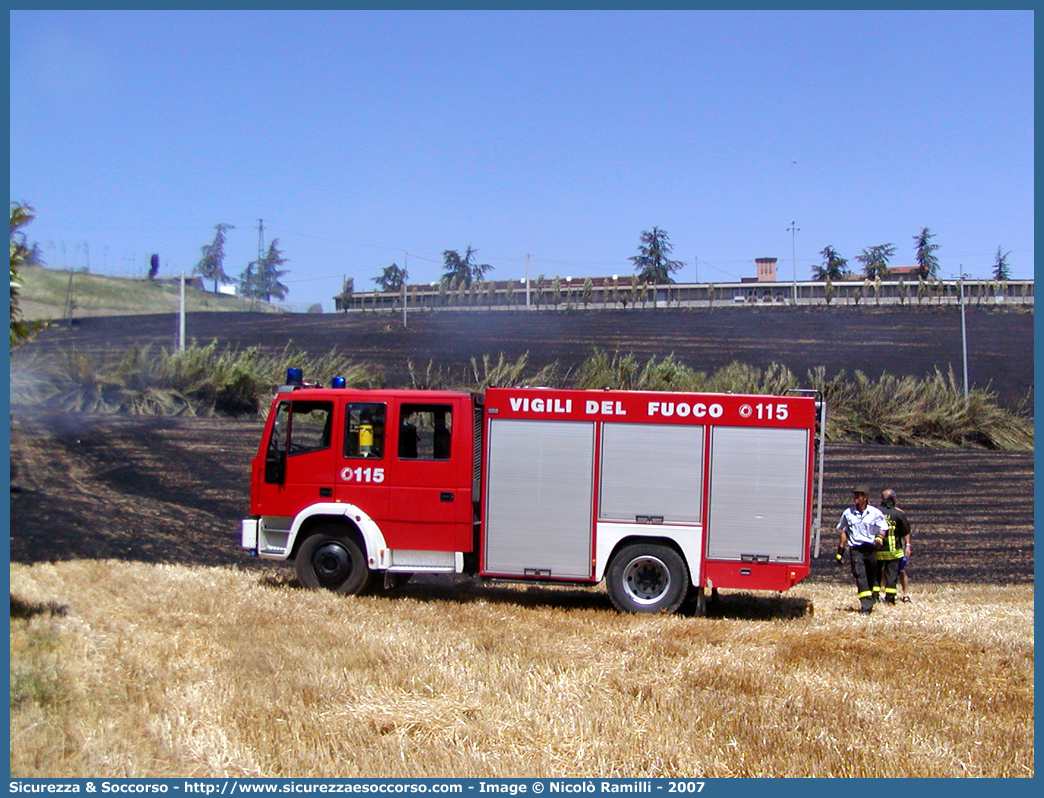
(295, 528, 370, 595)
(606, 543, 690, 614)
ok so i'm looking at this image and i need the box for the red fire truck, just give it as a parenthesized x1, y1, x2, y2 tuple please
(242, 371, 825, 613)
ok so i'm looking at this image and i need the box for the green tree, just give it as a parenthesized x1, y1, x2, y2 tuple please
(812, 245, 848, 280)
(194, 223, 235, 293)
(533, 274, 545, 309)
(856, 243, 896, 280)
(629, 274, 641, 306)
(241, 239, 289, 303)
(629, 227, 684, 284)
(10, 202, 47, 349)
(10, 200, 50, 346)
(913, 227, 940, 279)
(441, 246, 492, 288)
(992, 246, 1012, 280)
(374, 263, 408, 292)
(335, 277, 355, 311)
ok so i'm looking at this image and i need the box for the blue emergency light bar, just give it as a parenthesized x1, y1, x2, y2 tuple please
(286, 367, 303, 386)
(331, 377, 346, 389)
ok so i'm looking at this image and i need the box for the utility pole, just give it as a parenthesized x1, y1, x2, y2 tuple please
(253, 219, 265, 313)
(787, 222, 800, 305)
(403, 253, 408, 328)
(178, 271, 186, 351)
(525, 253, 531, 309)
(959, 271, 969, 402)
(64, 272, 74, 320)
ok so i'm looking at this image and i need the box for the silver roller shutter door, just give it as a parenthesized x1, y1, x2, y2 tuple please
(706, 426, 809, 562)
(599, 423, 703, 524)
(484, 419, 594, 578)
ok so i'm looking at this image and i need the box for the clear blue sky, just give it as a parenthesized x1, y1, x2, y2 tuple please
(10, 9, 1034, 311)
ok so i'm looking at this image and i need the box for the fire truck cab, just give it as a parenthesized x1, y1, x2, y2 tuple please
(242, 373, 824, 614)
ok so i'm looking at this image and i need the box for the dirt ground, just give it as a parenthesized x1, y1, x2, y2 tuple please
(24, 305, 1034, 411)
(9, 409, 1033, 587)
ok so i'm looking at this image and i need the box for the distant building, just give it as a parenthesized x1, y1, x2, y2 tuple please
(755, 257, 777, 282)
(740, 258, 778, 284)
(886, 265, 922, 278)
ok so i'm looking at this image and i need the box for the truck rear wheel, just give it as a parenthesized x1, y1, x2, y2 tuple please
(606, 543, 689, 614)
(296, 529, 370, 595)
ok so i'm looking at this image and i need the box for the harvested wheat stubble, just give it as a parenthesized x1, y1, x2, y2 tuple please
(9, 561, 1033, 778)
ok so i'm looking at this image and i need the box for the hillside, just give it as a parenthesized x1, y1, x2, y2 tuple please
(15, 265, 283, 319)
(9, 310, 1035, 778)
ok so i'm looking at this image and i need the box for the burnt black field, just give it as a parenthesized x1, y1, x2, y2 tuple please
(9, 411, 1034, 585)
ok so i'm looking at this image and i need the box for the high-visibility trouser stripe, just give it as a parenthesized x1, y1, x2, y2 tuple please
(858, 590, 874, 599)
(884, 587, 898, 595)
(873, 585, 884, 593)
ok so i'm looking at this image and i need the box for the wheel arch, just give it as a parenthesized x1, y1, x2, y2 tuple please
(286, 503, 388, 566)
(602, 533, 692, 581)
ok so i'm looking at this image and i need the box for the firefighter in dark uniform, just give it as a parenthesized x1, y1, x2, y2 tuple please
(875, 488, 911, 604)
(836, 486, 889, 614)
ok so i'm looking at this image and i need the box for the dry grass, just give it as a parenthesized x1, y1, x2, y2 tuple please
(12, 343, 1033, 449)
(9, 561, 1033, 778)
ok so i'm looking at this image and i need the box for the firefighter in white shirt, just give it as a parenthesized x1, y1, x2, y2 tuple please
(836, 486, 889, 614)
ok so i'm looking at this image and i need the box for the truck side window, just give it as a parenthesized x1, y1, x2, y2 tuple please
(285, 401, 333, 456)
(345, 402, 386, 459)
(399, 404, 452, 460)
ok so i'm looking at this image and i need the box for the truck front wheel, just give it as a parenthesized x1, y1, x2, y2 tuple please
(296, 529, 370, 595)
(606, 543, 689, 614)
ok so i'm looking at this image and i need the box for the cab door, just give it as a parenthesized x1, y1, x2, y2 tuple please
(335, 400, 391, 530)
(254, 398, 336, 519)
(382, 399, 472, 552)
